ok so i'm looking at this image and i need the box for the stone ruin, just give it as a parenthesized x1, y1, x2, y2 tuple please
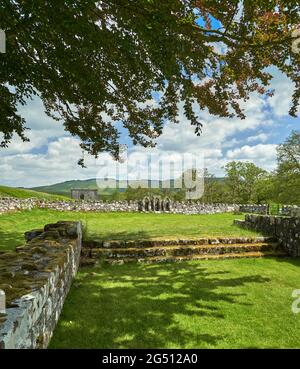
(138, 196, 172, 212)
(70, 189, 98, 201)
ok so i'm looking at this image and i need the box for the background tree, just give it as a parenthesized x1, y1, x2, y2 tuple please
(0, 1, 299, 163)
(274, 131, 300, 204)
(200, 169, 225, 203)
(224, 161, 267, 203)
(107, 189, 123, 202)
(252, 174, 277, 204)
(124, 186, 150, 201)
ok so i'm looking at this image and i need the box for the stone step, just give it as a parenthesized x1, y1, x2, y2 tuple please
(105, 250, 288, 265)
(82, 242, 282, 259)
(82, 236, 277, 250)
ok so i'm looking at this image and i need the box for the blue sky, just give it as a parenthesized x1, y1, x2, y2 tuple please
(0, 66, 299, 188)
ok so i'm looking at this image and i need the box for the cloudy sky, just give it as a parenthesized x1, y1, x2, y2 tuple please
(0, 67, 299, 188)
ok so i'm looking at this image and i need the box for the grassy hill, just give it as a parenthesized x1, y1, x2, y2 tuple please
(0, 185, 68, 200)
(32, 179, 99, 197)
(31, 177, 226, 198)
(31, 178, 164, 197)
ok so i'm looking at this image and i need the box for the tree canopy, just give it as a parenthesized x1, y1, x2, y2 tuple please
(224, 161, 267, 203)
(1, 1, 299, 161)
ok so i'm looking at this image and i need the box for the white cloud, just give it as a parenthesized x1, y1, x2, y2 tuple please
(0, 66, 299, 187)
(226, 144, 277, 159)
(0, 98, 67, 158)
(0, 132, 46, 156)
(246, 133, 269, 143)
(267, 68, 296, 117)
(226, 144, 277, 171)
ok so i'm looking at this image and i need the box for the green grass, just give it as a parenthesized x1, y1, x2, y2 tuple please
(1, 209, 299, 348)
(49, 258, 300, 349)
(0, 209, 261, 252)
(0, 185, 68, 200)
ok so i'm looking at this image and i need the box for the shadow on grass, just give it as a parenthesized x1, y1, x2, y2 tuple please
(272, 256, 300, 267)
(50, 262, 270, 349)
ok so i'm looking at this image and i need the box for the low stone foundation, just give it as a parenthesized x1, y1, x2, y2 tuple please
(0, 221, 82, 349)
(81, 236, 285, 265)
(235, 215, 300, 257)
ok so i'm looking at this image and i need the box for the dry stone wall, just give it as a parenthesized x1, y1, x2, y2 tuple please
(0, 197, 238, 215)
(239, 204, 300, 216)
(0, 198, 38, 214)
(0, 197, 299, 216)
(235, 214, 300, 257)
(171, 202, 238, 214)
(238, 204, 268, 214)
(0, 221, 82, 349)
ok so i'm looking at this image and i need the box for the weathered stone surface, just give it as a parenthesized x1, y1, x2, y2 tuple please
(0, 221, 82, 349)
(235, 215, 300, 257)
(89, 242, 281, 260)
(82, 236, 284, 266)
(82, 236, 275, 250)
(24, 229, 44, 242)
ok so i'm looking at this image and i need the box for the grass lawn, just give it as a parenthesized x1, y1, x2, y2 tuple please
(1, 209, 299, 348)
(0, 209, 261, 252)
(50, 257, 300, 349)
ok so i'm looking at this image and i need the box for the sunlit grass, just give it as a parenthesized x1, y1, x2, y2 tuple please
(50, 258, 300, 349)
(0, 209, 261, 252)
(0, 185, 67, 200)
(0, 209, 298, 348)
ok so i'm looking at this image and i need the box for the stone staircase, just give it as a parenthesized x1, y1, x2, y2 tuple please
(81, 237, 287, 265)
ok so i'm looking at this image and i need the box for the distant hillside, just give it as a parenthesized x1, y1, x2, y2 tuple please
(31, 179, 97, 197)
(31, 179, 116, 198)
(0, 185, 68, 200)
(31, 178, 163, 197)
(31, 177, 225, 198)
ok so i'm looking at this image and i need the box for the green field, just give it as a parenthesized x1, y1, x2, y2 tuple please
(50, 258, 300, 349)
(0, 185, 68, 200)
(1, 209, 299, 349)
(0, 209, 261, 252)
